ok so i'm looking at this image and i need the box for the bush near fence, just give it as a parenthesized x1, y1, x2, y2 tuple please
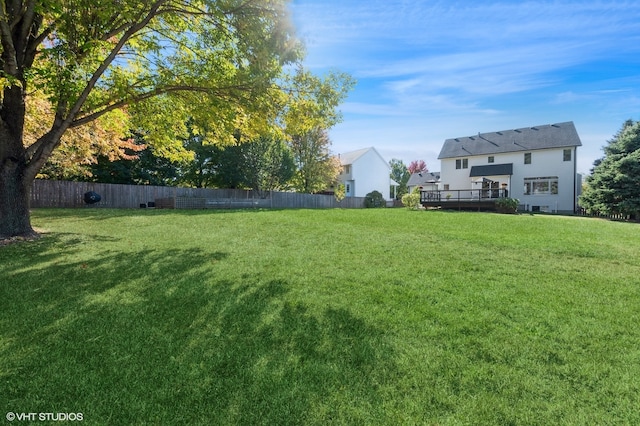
(30, 179, 367, 210)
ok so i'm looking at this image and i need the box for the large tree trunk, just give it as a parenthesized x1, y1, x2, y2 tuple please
(0, 84, 37, 239)
(0, 161, 35, 238)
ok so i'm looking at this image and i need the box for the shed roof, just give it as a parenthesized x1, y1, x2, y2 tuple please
(438, 121, 582, 159)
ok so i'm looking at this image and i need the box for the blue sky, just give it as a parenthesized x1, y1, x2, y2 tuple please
(289, 0, 640, 174)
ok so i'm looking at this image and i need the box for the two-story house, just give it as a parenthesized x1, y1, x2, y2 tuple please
(338, 147, 393, 200)
(437, 122, 582, 213)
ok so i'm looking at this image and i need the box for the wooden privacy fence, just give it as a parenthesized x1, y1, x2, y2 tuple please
(30, 179, 366, 209)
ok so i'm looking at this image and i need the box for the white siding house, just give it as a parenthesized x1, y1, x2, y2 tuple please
(438, 122, 582, 213)
(338, 147, 392, 200)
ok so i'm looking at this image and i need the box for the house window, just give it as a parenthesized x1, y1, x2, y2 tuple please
(345, 183, 351, 194)
(343, 165, 351, 174)
(524, 177, 558, 195)
(443, 184, 450, 190)
(563, 149, 572, 161)
(488, 156, 494, 163)
(524, 153, 531, 164)
(455, 158, 469, 169)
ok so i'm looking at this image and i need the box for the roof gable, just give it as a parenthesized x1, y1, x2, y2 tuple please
(438, 121, 582, 159)
(339, 147, 370, 165)
(339, 147, 388, 169)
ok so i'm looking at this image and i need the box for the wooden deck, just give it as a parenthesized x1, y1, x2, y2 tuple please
(420, 199, 500, 211)
(420, 189, 507, 211)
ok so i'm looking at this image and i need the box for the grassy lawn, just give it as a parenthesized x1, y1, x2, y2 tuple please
(1, 208, 639, 425)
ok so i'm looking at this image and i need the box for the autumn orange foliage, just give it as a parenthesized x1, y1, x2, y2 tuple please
(25, 93, 144, 179)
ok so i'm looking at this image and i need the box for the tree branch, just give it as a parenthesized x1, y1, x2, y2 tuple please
(63, 1, 168, 118)
(0, 0, 19, 75)
(69, 83, 256, 128)
(25, 1, 169, 175)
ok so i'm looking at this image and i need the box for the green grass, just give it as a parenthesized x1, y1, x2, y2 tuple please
(1, 208, 639, 425)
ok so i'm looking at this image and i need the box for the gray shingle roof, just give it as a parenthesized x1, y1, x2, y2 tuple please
(339, 147, 372, 165)
(407, 172, 440, 186)
(438, 121, 582, 159)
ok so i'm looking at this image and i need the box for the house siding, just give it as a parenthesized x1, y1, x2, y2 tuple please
(512, 147, 577, 213)
(440, 147, 578, 213)
(438, 122, 581, 213)
(352, 149, 391, 199)
(339, 147, 391, 200)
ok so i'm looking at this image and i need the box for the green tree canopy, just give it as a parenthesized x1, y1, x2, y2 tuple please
(389, 158, 410, 199)
(580, 119, 640, 219)
(242, 135, 295, 198)
(289, 127, 340, 194)
(0, 0, 352, 238)
(178, 121, 226, 189)
(177, 129, 295, 195)
(207, 145, 247, 189)
(89, 133, 180, 186)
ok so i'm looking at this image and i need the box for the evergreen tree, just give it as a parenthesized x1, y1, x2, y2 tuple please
(580, 119, 640, 219)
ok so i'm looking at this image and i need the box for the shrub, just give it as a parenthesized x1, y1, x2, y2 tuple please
(401, 192, 421, 210)
(495, 197, 519, 214)
(333, 183, 346, 202)
(364, 190, 386, 208)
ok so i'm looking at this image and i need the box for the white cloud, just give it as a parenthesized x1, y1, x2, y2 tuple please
(292, 1, 640, 67)
(291, 0, 640, 172)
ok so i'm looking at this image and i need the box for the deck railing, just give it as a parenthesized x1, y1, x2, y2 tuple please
(420, 188, 509, 203)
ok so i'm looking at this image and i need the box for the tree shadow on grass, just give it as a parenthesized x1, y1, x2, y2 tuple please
(174, 280, 397, 424)
(1, 234, 397, 425)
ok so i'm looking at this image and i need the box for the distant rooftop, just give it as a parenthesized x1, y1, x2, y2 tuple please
(407, 172, 440, 187)
(438, 121, 582, 159)
(339, 147, 371, 165)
